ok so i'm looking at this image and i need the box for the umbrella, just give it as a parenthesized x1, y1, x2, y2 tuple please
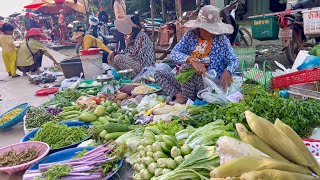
(35, 4, 74, 14)
(44, 0, 86, 13)
(9, 12, 21, 17)
(24, 0, 46, 9)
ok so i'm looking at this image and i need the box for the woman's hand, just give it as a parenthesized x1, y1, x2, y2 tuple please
(52, 59, 59, 66)
(188, 57, 206, 74)
(220, 70, 232, 89)
(108, 51, 115, 64)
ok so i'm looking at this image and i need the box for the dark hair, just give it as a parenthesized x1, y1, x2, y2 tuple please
(1, 23, 14, 32)
(98, 11, 109, 24)
(130, 15, 141, 41)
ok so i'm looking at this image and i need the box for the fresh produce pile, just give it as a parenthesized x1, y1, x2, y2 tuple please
(41, 89, 83, 108)
(25, 107, 56, 129)
(210, 111, 320, 179)
(0, 108, 23, 125)
(185, 86, 320, 137)
(176, 68, 196, 84)
(78, 86, 99, 96)
(57, 106, 82, 121)
(23, 142, 121, 180)
(31, 122, 90, 149)
(0, 148, 39, 167)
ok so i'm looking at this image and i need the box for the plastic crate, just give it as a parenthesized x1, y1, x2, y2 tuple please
(233, 47, 256, 70)
(302, 8, 320, 36)
(272, 68, 320, 89)
(250, 16, 280, 40)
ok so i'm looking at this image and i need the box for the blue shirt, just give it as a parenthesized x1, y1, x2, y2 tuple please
(170, 29, 239, 79)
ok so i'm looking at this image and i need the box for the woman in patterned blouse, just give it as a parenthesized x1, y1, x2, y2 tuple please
(108, 15, 155, 77)
(155, 5, 239, 103)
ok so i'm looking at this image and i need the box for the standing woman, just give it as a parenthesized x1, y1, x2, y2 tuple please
(112, 0, 126, 51)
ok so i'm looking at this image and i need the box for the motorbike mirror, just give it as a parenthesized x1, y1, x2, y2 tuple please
(134, 11, 139, 15)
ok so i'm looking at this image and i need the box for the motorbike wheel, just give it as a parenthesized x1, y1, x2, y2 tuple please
(239, 27, 253, 46)
(285, 30, 300, 65)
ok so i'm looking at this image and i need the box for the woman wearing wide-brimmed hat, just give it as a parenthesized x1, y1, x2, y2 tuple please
(16, 28, 58, 75)
(155, 5, 239, 104)
(107, 15, 155, 77)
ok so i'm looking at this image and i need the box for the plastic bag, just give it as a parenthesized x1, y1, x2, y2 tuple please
(198, 73, 243, 104)
(136, 94, 160, 112)
(132, 63, 172, 82)
(60, 76, 81, 90)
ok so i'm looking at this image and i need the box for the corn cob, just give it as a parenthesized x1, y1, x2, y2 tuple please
(244, 111, 310, 167)
(274, 119, 320, 175)
(240, 169, 320, 180)
(235, 123, 289, 162)
(210, 156, 312, 178)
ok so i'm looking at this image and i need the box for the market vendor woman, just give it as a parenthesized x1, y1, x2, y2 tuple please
(16, 28, 58, 75)
(155, 5, 239, 103)
(72, 30, 111, 63)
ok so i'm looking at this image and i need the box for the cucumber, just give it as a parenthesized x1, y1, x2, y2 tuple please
(91, 121, 103, 126)
(63, 114, 80, 120)
(59, 111, 81, 117)
(98, 117, 109, 124)
(79, 113, 97, 122)
(103, 122, 129, 133)
(111, 113, 122, 119)
(104, 132, 127, 141)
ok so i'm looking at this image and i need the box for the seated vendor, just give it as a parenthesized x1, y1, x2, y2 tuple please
(107, 15, 155, 77)
(71, 30, 111, 63)
(16, 28, 58, 75)
(155, 5, 239, 104)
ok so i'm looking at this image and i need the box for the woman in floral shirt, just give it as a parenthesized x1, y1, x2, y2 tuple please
(108, 15, 155, 77)
(155, 5, 239, 103)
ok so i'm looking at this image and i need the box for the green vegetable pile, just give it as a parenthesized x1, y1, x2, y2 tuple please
(42, 89, 83, 108)
(31, 121, 89, 149)
(185, 86, 320, 137)
(25, 107, 56, 129)
(40, 164, 73, 180)
(176, 68, 196, 84)
(147, 120, 184, 136)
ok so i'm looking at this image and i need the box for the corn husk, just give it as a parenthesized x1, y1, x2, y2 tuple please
(240, 169, 319, 180)
(210, 156, 312, 178)
(244, 111, 310, 167)
(274, 119, 320, 175)
(216, 136, 269, 165)
(235, 123, 289, 162)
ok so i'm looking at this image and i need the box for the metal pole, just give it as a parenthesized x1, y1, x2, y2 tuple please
(150, 0, 156, 57)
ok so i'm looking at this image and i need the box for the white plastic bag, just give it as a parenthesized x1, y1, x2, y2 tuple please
(136, 94, 160, 112)
(132, 63, 172, 82)
(198, 73, 243, 104)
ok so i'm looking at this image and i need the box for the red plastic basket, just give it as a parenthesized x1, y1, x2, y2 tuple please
(272, 68, 320, 89)
(303, 138, 320, 157)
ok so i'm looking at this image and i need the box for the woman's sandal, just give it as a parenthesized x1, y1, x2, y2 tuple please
(12, 75, 20, 78)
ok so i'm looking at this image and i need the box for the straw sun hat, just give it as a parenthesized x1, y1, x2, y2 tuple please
(184, 5, 234, 35)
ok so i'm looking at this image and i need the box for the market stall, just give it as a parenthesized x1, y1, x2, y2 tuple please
(0, 46, 320, 179)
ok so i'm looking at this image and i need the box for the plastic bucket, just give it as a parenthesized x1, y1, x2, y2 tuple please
(80, 54, 104, 79)
(60, 59, 84, 78)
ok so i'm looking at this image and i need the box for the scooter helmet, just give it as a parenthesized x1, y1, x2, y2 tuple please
(89, 15, 99, 26)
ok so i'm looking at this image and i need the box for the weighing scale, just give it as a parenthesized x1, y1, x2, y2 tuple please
(94, 75, 117, 94)
(118, 69, 134, 85)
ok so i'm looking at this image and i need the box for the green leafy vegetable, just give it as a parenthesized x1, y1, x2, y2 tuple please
(176, 68, 196, 84)
(72, 149, 88, 159)
(31, 121, 89, 149)
(25, 107, 56, 129)
(42, 164, 73, 180)
(147, 120, 183, 136)
(42, 89, 83, 108)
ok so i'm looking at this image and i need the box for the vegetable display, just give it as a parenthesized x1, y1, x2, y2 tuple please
(31, 121, 89, 149)
(0, 148, 39, 167)
(0, 108, 23, 125)
(23, 142, 120, 180)
(41, 89, 83, 108)
(185, 86, 320, 137)
(210, 111, 320, 179)
(176, 68, 196, 84)
(25, 107, 56, 129)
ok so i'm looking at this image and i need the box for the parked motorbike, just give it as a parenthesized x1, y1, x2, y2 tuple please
(278, 0, 320, 64)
